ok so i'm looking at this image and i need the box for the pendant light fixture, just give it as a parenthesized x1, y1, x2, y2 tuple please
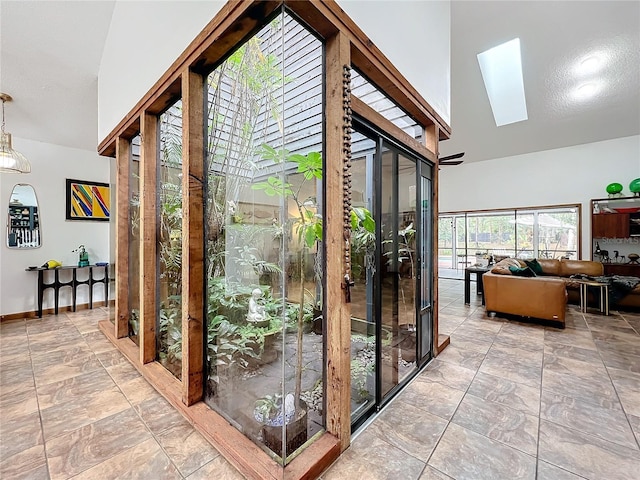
(0, 93, 31, 174)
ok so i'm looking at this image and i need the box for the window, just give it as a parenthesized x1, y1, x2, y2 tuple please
(439, 205, 580, 273)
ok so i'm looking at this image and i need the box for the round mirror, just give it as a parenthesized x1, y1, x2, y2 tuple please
(7, 184, 41, 248)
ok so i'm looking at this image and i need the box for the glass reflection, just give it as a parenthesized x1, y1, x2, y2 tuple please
(157, 101, 184, 379)
(204, 11, 324, 463)
(129, 135, 141, 344)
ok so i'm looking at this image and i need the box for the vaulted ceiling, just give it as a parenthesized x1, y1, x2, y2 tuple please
(1, 1, 638, 162)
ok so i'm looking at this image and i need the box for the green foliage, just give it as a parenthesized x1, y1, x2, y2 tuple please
(351, 357, 374, 400)
(254, 393, 283, 424)
(207, 314, 258, 377)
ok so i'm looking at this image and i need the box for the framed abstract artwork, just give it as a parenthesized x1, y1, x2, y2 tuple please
(65, 179, 111, 221)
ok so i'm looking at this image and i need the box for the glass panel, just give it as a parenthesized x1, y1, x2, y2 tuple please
(350, 130, 376, 423)
(396, 152, 417, 378)
(129, 134, 141, 344)
(438, 216, 453, 269)
(515, 211, 535, 259)
(467, 212, 516, 260)
(204, 11, 323, 463)
(536, 209, 578, 259)
(420, 177, 431, 311)
(455, 216, 468, 268)
(381, 145, 416, 398)
(420, 174, 432, 361)
(7, 184, 40, 248)
(351, 70, 421, 139)
(157, 100, 183, 379)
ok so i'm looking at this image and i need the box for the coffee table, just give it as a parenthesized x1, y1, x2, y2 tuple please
(576, 279, 609, 315)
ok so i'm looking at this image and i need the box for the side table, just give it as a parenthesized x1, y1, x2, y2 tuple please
(465, 265, 490, 305)
(577, 279, 609, 315)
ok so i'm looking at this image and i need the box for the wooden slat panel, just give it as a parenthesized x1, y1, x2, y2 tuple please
(181, 69, 205, 405)
(324, 30, 351, 452)
(351, 96, 436, 163)
(98, 1, 281, 157)
(115, 137, 130, 338)
(140, 112, 158, 364)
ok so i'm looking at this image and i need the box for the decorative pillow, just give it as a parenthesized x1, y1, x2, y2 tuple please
(491, 258, 523, 275)
(509, 265, 537, 277)
(525, 259, 544, 276)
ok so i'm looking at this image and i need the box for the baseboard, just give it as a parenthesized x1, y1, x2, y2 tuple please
(1, 301, 111, 322)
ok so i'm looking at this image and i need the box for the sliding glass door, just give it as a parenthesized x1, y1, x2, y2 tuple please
(350, 121, 434, 430)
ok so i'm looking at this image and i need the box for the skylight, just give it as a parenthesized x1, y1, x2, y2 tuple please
(477, 38, 528, 127)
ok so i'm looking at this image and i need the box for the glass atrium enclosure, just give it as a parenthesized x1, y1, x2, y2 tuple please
(101, 2, 449, 477)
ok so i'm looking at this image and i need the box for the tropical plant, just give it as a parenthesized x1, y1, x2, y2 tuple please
(253, 145, 376, 413)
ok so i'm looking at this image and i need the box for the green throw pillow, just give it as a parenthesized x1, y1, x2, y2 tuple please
(525, 259, 544, 275)
(509, 265, 537, 277)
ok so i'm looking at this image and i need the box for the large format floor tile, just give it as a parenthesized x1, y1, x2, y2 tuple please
(428, 423, 537, 480)
(3, 281, 640, 480)
(451, 393, 539, 455)
(539, 420, 640, 480)
(0, 310, 244, 480)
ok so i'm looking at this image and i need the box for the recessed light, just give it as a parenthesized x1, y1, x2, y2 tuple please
(580, 56, 601, 74)
(576, 83, 597, 98)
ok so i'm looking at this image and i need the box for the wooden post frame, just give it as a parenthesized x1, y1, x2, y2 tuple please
(181, 69, 205, 405)
(324, 30, 351, 452)
(97, 1, 452, 478)
(140, 112, 158, 364)
(115, 137, 131, 338)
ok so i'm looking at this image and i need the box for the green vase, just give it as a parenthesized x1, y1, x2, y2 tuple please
(606, 182, 623, 195)
(630, 178, 640, 195)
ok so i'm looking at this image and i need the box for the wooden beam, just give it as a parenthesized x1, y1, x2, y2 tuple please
(324, 30, 351, 452)
(181, 69, 205, 406)
(115, 137, 131, 338)
(98, 1, 281, 157)
(283, 433, 340, 480)
(351, 96, 436, 163)
(140, 112, 158, 364)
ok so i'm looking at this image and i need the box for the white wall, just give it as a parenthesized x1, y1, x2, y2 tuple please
(98, 0, 225, 141)
(438, 135, 640, 259)
(338, 0, 451, 125)
(0, 137, 111, 316)
(98, 0, 451, 141)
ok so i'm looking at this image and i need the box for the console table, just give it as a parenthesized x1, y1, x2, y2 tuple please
(26, 265, 109, 318)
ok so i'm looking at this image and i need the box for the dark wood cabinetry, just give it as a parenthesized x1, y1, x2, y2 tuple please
(590, 197, 640, 268)
(592, 213, 629, 238)
(603, 263, 640, 276)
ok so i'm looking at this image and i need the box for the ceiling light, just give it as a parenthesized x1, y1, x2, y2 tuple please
(576, 83, 598, 98)
(477, 38, 528, 127)
(579, 56, 601, 74)
(0, 93, 31, 174)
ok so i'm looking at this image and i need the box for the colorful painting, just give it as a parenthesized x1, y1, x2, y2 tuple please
(65, 179, 110, 221)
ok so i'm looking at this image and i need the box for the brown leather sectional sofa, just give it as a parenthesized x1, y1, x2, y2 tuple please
(482, 258, 640, 327)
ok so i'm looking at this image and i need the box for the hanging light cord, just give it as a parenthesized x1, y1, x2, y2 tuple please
(1, 98, 6, 134)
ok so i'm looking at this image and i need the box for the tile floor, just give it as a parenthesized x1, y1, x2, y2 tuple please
(1, 279, 639, 479)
